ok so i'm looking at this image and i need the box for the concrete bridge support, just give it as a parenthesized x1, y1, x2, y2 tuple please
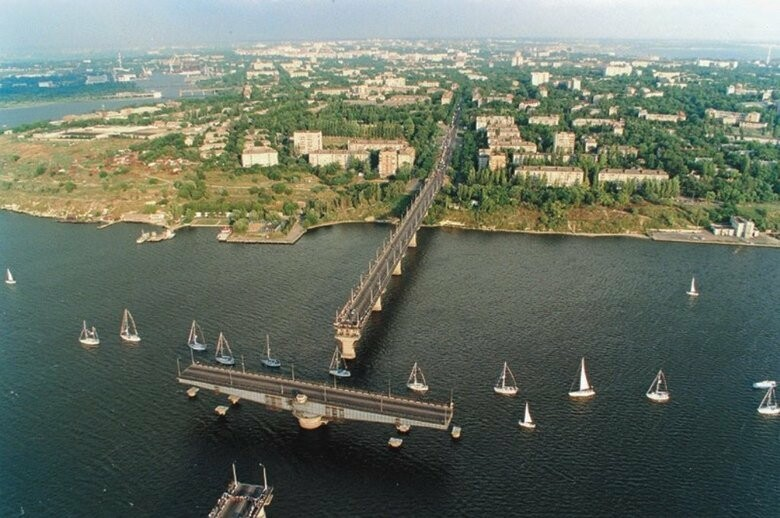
(372, 296, 383, 311)
(409, 232, 417, 248)
(392, 261, 402, 276)
(335, 332, 360, 359)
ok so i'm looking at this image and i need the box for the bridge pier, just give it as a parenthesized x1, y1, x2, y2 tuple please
(335, 332, 360, 359)
(372, 296, 383, 311)
(392, 261, 402, 276)
(295, 413, 327, 430)
(409, 232, 417, 248)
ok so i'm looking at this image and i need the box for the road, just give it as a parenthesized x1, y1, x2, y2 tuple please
(179, 363, 453, 426)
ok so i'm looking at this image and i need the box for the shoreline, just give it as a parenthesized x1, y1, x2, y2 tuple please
(0, 93, 155, 111)
(2, 206, 779, 249)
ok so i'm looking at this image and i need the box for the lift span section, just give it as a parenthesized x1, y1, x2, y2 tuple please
(178, 362, 454, 431)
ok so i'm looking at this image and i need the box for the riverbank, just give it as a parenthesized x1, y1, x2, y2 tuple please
(3, 205, 779, 249)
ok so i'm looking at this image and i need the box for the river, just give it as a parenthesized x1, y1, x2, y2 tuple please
(0, 212, 778, 516)
(0, 74, 192, 129)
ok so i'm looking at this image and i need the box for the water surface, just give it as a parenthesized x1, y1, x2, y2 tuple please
(0, 212, 778, 516)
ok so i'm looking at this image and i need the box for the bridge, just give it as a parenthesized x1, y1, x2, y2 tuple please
(178, 360, 454, 431)
(334, 103, 462, 359)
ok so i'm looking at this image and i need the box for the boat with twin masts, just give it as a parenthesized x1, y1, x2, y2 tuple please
(187, 320, 207, 351)
(328, 346, 350, 378)
(568, 357, 595, 398)
(79, 320, 100, 346)
(119, 309, 141, 343)
(518, 401, 536, 430)
(646, 369, 670, 403)
(406, 362, 429, 393)
(214, 332, 236, 366)
(260, 334, 281, 368)
(494, 362, 518, 396)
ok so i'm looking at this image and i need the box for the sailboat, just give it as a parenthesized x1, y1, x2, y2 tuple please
(518, 401, 536, 430)
(494, 361, 518, 396)
(406, 362, 429, 393)
(646, 369, 670, 403)
(214, 332, 236, 366)
(79, 320, 100, 346)
(757, 386, 780, 415)
(686, 277, 699, 297)
(260, 334, 281, 368)
(187, 320, 207, 351)
(568, 357, 595, 398)
(5, 268, 16, 285)
(119, 309, 141, 343)
(328, 346, 350, 378)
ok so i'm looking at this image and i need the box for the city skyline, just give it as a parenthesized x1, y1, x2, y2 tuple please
(1, 0, 780, 56)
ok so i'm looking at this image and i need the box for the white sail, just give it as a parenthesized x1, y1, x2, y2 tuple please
(120, 309, 141, 342)
(5, 268, 15, 284)
(79, 320, 100, 346)
(406, 362, 429, 392)
(569, 357, 595, 398)
(687, 277, 698, 296)
(579, 358, 590, 391)
(215, 332, 235, 365)
(188, 320, 207, 351)
(646, 369, 670, 402)
(494, 362, 518, 396)
(519, 401, 536, 429)
(758, 386, 780, 415)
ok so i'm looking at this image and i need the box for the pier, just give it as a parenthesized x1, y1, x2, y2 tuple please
(178, 361, 454, 431)
(333, 102, 461, 359)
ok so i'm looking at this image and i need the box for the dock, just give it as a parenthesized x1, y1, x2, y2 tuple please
(178, 361, 454, 431)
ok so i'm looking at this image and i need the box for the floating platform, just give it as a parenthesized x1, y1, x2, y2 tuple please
(187, 387, 200, 398)
(215, 405, 229, 416)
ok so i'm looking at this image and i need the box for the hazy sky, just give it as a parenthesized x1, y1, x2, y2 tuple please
(1, 0, 779, 55)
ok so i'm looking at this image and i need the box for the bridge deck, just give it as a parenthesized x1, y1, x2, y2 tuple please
(334, 103, 461, 338)
(179, 363, 454, 429)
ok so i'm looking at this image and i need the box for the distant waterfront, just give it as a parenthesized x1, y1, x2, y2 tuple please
(0, 73, 191, 128)
(1, 211, 778, 516)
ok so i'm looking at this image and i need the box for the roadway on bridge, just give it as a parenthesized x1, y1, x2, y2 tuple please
(180, 363, 452, 426)
(335, 103, 462, 333)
